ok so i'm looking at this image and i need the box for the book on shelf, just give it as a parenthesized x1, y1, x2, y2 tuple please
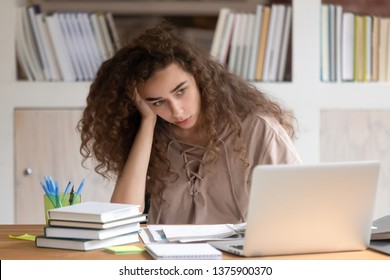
(48, 214, 147, 229)
(15, 5, 121, 82)
(321, 4, 330, 82)
(247, 5, 263, 81)
(44, 221, 141, 240)
(341, 12, 354, 81)
(323, 2, 390, 83)
(145, 243, 222, 260)
(277, 5, 292, 82)
(35, 232, 139, 251)
(45, 13, 77, 81)
(210, 7, 230, 60)
(372, 16, 380, 81)
(210, 3, 290, 82)
(255, 5, 271, 81)
(48, 201, 141, 223)
(16, 6, 45, 81)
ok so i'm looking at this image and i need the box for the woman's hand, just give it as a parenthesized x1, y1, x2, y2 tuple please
(134, 88, 156, 121)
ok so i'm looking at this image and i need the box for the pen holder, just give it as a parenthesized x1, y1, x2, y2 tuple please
(44, 192, 81, 224)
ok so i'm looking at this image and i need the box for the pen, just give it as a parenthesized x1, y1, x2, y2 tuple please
(76, 178, 85, 197)
(69, 185, 75, 205)
(40, 180, 56, 208)
(61, 181, 72, 206)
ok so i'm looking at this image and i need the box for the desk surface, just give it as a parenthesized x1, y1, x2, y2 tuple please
(1, 224, 389, 260)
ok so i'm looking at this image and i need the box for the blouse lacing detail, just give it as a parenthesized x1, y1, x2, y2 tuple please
(155, 139, 245, 223)
(218, 138, 246, 222)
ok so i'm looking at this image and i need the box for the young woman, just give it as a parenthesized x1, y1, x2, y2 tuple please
(78, 21, 301, 224)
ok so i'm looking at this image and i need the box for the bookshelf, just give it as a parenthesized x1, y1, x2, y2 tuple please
(1, 0, 389, 224)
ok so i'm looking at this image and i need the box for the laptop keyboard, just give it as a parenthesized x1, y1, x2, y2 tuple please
(232, 245, 244, 250)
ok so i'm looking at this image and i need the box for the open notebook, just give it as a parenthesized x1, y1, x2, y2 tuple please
(210, 161, 380, 257)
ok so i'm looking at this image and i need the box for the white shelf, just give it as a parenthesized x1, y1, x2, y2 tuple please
(38, 0, 260, 15)
(1, 0, 390, 223)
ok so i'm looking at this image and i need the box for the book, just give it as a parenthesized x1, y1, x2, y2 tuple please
(35, 232, 139, 251)
(371, 16, 380, 81)
(145, 243, 222, 260)
(210, 8, 230, 60)
(266, 4, 286, 81)
(149, 223, 246, 243)
(27, 5, 51, 81)
(255, 5, 271, 81)
(35, 13, 62, 81)
(321, 4, 330, 82)
(371, 215, 390, 240)
(48, 214, 147, 229)
(48, 201, 141, 223)
(277, 5, 291, 82)
(56, 13, 84, 81)
(378, 17, 389, 82)
(217, 10, 235, 65)
(341, 12, 355, 81)
(354, 15, 364, 82)
(247, 5, 263, 81)
(362, 15, 372, 82)
(45, 13, 77, 81)
(44, 222, 140, 240)
(105, 12, 121, 52)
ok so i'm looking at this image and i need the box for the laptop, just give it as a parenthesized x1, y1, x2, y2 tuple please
(209, 161, 380, 257)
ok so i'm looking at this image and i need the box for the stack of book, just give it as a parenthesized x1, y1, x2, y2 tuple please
(210, 4, 292, 82)
(35, 201, 146, 251)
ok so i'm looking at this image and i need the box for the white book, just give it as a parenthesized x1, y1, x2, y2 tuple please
(46, 14, 77, 81)
(247, 5, 263, 81)
(98, 13, 115, 58)
(335, 5, 343, 82)
(321, 4, 330, 82)
(217, 10, 235, 65)
(27, 5, 51, 80)
(105, 12, 121, 52)
(378, 18, 388, 82)
(90, 13, 110, 61)
(145, 243, 222, 260)
(44, 222, 140, 240)
(68, 13, 95, 80)
(371, 16, 380, 81)
(77, 13, 102, 77)
(20, 7, 45, 81)
(262, 4, 279, 81)
(63, 13, 89, 81)
(235, 13, 248, 77)
(36, 232, 139, 251)
(277, 5, 292, 81)
(228, 12, 240, 73)
(242, 13, 255, 80)
(341, 12, 355, 81)
(56, 13, 84, 81)
(48, 214, 147, 229)
(48, 201, 141, 223)
(364, 15, 373, 81)
(210, 8, 230, 60)
(267, 4, 286, 81)
(35, 14, 62, 81)
(15, 7, 34, 81)
(329, 5, 336, 82)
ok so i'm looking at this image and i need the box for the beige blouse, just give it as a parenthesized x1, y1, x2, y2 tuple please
(147, 111, 301, 224)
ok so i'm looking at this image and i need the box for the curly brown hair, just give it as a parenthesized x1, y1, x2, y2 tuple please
(77, 21, 296, 197)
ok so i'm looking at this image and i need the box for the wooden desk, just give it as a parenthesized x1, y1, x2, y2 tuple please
(1, 224, 389, 260)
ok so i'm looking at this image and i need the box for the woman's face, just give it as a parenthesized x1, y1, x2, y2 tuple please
(138, 63, 202, 131)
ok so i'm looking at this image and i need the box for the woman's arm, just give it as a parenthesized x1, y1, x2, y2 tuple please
(110, 90, 156, 213)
